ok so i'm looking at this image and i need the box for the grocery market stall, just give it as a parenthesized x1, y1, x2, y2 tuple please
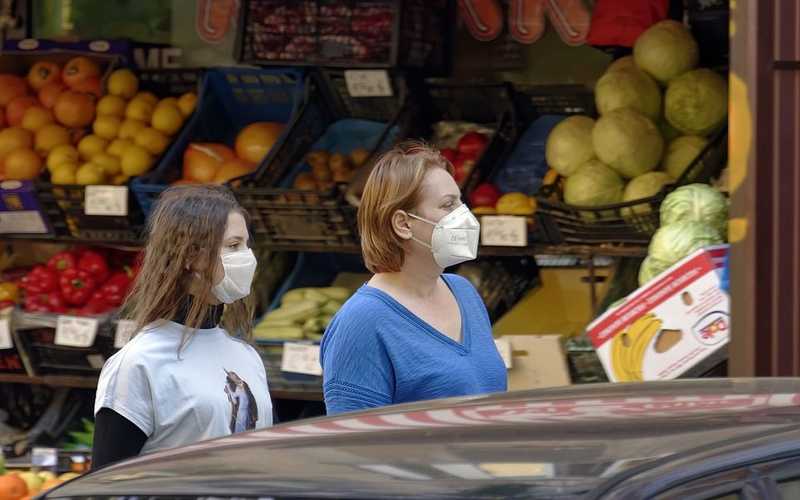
(0, 0, 792, 492)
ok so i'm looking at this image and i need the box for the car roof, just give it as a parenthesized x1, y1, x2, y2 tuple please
(53, 378, 800, 499)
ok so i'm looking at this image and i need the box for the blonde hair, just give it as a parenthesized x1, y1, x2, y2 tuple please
(358, 140, 454, 273)
(123, 185, 255, 346)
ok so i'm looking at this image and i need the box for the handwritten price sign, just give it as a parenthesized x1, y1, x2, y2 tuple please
(85, 185, 129, 216)
(481, 216, 528, 247)
(281, 342, 323, 376)
(55, 316, 99, 348)
(344, 70, 393, 97)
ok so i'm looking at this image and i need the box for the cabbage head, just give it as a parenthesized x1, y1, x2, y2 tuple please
(545, 115, 596, 177)
(649, 221, 724, 265)
(660, 183, 728, 238)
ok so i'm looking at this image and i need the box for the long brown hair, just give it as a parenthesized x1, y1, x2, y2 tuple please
(123, 185, 255, 346)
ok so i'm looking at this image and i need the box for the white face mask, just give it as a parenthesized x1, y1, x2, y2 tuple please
(408, 204, 480, 269)
(212, 248, 257, 304)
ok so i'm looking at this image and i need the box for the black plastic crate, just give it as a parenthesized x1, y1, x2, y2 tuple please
(535, 127, 728, 246)
(14, 324, 116, 377)
(513, 84, 596, 122)
(237, 0, 452, 70)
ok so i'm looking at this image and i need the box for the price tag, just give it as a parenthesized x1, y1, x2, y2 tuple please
(55, 316, 99, 348)
(0, 319, 11, 350)
(281, 343, 323, 376)
(84, 185, 128, 216)
(344, 70, 393, 97)
(494, 338, 513, 369)
(32, 447, 58, 467)
(86, 354, 106, 369)
(115, 319, 137, 348)
(0, 211, 48, 233)
(480, 216, 528, 247)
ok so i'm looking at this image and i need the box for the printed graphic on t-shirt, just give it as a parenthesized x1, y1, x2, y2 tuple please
(223, 369, 259, 433)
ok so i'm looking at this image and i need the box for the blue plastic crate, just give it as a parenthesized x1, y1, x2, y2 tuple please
(131, 67, 306, 217)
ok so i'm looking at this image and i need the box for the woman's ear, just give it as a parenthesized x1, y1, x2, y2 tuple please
(391, 210, 413, 241)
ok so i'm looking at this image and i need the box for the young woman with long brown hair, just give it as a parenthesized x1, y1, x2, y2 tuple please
(92, 185, 272, 468)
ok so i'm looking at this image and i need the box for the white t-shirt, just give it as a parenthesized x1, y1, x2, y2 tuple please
(95, 320, 273, 455)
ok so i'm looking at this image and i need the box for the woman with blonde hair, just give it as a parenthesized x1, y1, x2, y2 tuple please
(321, 141, 507, 415)
(92, 185, 272, 468)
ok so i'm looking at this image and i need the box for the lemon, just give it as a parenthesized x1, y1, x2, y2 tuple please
(107, 69, 139, 99)
(51, 163, 78, 184)
(134, 92, 158, 106)
(125, 99, 154, 123)
(177, 92, 198, 117)
(76, 162, 106, 185)
(157, 97, 179, 109)
(118, 119, 147, 140)
(96, 95, 127, 117)
(77, 134, 109, 160)
(93, 115, 122, 140)
(135, 127, 170, 155)
(47, 144, 79, 172)
(107, 138, 133, 158)
(92, 153, 121, 176)
(111, 174, 130, 185)
(21, 107, 54, 132)
(121, 144, 154, 176)
(34, 124, 71, 155)
(151, 104, 183, 136)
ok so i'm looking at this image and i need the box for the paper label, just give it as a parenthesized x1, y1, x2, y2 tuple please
(84, 185, 128, 216)
(86, 354, 106, 369)
(481, 216, 528, 247)
(0, 319, 11, 350)
(55, 316, 99, 348)
(0, 210, 48, 233)
(344, 70, 393, 97)
(31, 447, 58, 467)
(281, 343, 323, 376)
(494, 338, 513, 369)
(115, 319, 137, 349)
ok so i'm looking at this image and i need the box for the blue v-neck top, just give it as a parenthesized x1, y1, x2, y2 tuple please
(320, 273, 507, 415)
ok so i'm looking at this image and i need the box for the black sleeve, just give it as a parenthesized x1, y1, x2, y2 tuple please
(91, 408, 148, 470)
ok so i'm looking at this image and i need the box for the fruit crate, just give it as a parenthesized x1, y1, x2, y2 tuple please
(235, 70, 407, 248)
(512, 84, 596, 121)
(535, 127, 728, 246)
(35, 69, 203, 242)
(237, 0, 452, 71)
(131, 66, 306, 218)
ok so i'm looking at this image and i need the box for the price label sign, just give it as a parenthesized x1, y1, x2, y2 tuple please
(0, 319, 12, 350)
(84, 185, 129, 216)
(344, 70, 393, 97)
(55, 316, 99, 348)
(0, 211, 48, 234)
(281, 342, 323, 376)
(494, 338, 513, 369)
(32, 447, 58, 468)
(115, 319, 137, 349)
(481, 216, 528, 247)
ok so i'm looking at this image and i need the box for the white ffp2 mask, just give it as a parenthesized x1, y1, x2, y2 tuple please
(212, 248, 257, 304)
(408, 204, 480, 269)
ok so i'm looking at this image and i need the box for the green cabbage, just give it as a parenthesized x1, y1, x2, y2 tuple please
(563, 159, 624, 207)
(639, 256, 672, 286)
(592, 108, 664, 179)
(662, 136, 709, 180)
(633, 20, 699, 84)
(606, 56, 636, 73)
(665, 69, 728, 136)
(545, 115, 596, 177)
(648, 221, 724, 265)
(660, 183, 728, 238)
(622, 172, 674, 217)
(595, 67, 662, 120)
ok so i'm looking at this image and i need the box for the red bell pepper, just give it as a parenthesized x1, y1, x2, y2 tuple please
(20, 266, 59, 294)
(79, 291, 113, 316)
(99, 272, 133, 307)
(78, 250, 110, 283)
(24, 291, 67, 314)
(47, 251, 78, 273)
(59, 268, 97, 306)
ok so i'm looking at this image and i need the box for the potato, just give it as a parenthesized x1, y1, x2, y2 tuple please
(333, 168, 354, 183)
(328, 152, 351, 173)
(294, 172, 317, 191)
(312, 162, 332, 182)
(306, 151, 330, 170)
(349, 147, 370, 167)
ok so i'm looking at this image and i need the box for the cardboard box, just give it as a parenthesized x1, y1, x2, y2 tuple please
(588, 246, 730, 383)
(497, 335, 571, 391)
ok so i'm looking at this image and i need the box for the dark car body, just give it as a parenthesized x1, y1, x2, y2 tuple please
(47, 378, 800, 499)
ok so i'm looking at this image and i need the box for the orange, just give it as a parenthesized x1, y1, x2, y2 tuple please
(0, 75, 29, 107)
(134, 91, 158, 106)
(235, 122, 284, 164)
(182, 142, 235, 182)
(62, 57, 101, 89)
(107, 69, 138, 99)
(92, 115, 121, 140)
(77, 134, 108, 160)
(27, 61, 61, 91)
(177, 92, 198, 117)
(118, 119, 146, 140)
(35, 124, 70, 155)
(54, 91, 95, 128)
(5, 96, 38, 127)
(38, 82, 66, 109)
(4, 149, 43, 180)
(135, 127, 170, 155)
(0, 127, 34, 159)
(40, 479, 62, 492)
(96, 95, 127, 117)
(0, 473, 28, 500)
(214, 159, 256, 184)
(157, 97, 178, 109)
(72, 76, 102, 98)
(21, 106, 54, 132)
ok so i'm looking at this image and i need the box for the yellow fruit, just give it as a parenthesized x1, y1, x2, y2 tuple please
(92, 153, 121, 176)
(121, 144, 154, 176)
(118, 119, 146, 140)
(107, 138, 133, 157)
(50, 163, 77, 184)
(177, 92, 197, 117)
(77, 134, 108, 160)
(47, 144, 79, 171)
(21, 106, 54, 132)
(0, 127, 34, 159)
(157, 97, 179, 109)
(135, 127, 170, 155)
(93, 115, 122, 140)
(111, 174, 130, 185)
(4, 148, 43, 180)
(125, 99, 154, 122)
(96, 95, 127, 117)
(35, 123, 70, 155)
(134, 91, 158, 106)
(76, 162, 106, 185)
(151, 104, 183, 136)
(107, 69, 139, 99)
